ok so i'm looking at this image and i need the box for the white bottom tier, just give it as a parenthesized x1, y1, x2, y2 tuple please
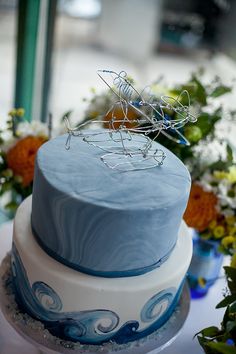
(12, 196, 192, 345)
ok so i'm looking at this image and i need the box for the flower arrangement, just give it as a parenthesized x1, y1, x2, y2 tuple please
(150, 71, 234, 166)
(184, 164, 236, 256)
(0, 109, 49, 213)
(80, 69, 234, 167)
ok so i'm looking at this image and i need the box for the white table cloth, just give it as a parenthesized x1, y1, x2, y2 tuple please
(0, 222, 226, 354)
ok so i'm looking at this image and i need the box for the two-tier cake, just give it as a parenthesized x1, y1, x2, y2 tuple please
(11, 132, 192, 345)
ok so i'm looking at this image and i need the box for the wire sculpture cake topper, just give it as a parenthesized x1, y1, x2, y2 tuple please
(64, 70, 197, 171)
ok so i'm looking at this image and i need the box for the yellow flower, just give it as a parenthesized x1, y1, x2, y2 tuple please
(213, 225, 225, 239)
(8, 107, 25, 117)
(228, 226, 236, 236)
(150, 85, 181, 103)
(209, 220, 217, 230)
(221, 236, 235, 248)
(230, 253, 236, 268)
(16, 108, 25, 117)
(214, 171, 227, 180)
(8, 108, 17, 116)
(89, 111, 99, 119)
(2, 168, 13, 178)
(227, 166, 236, 183)
(198, 277, 207, 288)
(214, 166, 236, 183)
(226, 216, 236, 226)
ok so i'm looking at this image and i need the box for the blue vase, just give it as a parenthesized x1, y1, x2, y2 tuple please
(187, 231, 224, 298)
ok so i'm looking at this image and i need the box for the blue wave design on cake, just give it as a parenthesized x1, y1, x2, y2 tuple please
(11, 244, 182, 345)
(32, 282, 63, 311)
(141, 289, 175, 322)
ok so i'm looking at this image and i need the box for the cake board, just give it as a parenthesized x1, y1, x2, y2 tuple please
(0, 254, 190, 354)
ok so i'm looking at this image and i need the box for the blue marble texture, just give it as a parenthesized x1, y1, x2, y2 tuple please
(31, 132, 191, 277)
(11, 244, 182, 345)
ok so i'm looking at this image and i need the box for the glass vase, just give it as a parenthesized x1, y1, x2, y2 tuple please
(187, 231, 224, 299)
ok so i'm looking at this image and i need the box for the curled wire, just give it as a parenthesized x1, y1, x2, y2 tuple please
(64, 70, 198, 171)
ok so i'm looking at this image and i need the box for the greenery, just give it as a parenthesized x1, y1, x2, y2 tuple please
(196, 264, 236, 353)
(80, 69, 235, 171)
(152, 73, 233, 165)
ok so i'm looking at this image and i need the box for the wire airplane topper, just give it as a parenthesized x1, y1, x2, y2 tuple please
(64, 70, 197, 171)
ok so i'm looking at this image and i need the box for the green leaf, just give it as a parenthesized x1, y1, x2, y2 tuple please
(207, 342, 236, 354)
(226, 321, 236, 332)
(227, 279, 236, 295)
(200, 326, 220, 337)
(223, 307, 231, 328)
(230, 302, 236, 312)
(191, 76, 208, 105)
(216, 295, 236, 309)
(226, 144, 234, 163)
(197, 335, 210, 348)
(197, 336, 216, 354)
(193, 111, 220, 139)
(224, 266, 236, 283)
(0, 181, 12, 194)
(4, 201, 19, 212)
(209, 160, 231, 172)
(210, 85, 232, 98)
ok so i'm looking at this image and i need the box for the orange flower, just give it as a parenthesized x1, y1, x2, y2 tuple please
(184, 183, 218, 232)
(103, 105, 139, 130)
(6, 136, 47, 187)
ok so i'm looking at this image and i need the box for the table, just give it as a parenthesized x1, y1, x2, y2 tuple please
(0, 222, 226, 354)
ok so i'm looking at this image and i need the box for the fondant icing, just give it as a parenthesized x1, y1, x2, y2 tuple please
(12, 196, 192, 344)
(31, 133, 191, 276)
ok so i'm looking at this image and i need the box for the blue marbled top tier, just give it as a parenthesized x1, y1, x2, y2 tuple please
(31, 132, 191, 277)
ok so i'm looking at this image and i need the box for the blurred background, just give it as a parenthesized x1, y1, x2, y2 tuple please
(0, 0, 236, 126)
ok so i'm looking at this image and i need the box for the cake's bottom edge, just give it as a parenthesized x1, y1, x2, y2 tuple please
(1, 253, 191, 353)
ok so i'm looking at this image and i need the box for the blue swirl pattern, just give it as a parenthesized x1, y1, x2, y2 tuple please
(141, 289, 175, 323)
(11, 244, 181, 345)
(32, 282, 62, 311)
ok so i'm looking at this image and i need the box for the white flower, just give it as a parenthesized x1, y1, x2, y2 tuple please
(200, 181, 213, 192)
(192, 139, 227, 171)
(0, 131, 17, 152)
(84, 91, 115, 119)
(222, 208, 235, 217)
(16, 121, 48, 138)
(218, 179, 230, 196)
(198, 171, 215, 192)
(0, 121, 48, 153)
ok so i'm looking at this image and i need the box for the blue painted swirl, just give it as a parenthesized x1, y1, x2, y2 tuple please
(32, 282, 62, 312)
(11, 244, 182, 345)
(141, 288, 175, 323)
